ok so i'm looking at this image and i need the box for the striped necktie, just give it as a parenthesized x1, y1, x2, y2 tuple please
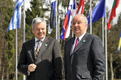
(35, 40, 41, 57)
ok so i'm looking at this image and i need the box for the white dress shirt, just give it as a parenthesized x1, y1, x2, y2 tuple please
(35, 37, 45, 51)
(71, 32, 86, 55)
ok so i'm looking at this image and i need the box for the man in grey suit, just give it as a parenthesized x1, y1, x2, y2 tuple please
(18, 17, 62, 80)
(64, 14, 105, 80)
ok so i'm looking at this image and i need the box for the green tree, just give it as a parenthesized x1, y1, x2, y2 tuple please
(107, 13, 121, 80)
(0, 0, 18, 79)
(25, 0, 48, 41)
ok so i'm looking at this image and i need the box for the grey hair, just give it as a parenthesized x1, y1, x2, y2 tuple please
(73, 14, 88, 24)
(81, 14, 88, 24)
(32, 17, 46, 29)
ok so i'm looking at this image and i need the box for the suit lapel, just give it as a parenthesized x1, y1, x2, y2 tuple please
(73, 33, 88, 54)
(68, 37, 75, 56)
(29, 39, 36, 62)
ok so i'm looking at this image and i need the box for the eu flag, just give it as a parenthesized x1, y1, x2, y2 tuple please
(87, 0, 105, 27)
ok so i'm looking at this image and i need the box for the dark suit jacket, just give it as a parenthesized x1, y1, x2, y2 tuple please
(64, 33, 105, 80)
(18, 37, 62, 80)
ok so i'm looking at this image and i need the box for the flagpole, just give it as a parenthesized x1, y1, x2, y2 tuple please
(56, 0, 60, 42)
(105, 0, 108, 79)
(72, 0, 74, 37)
(102, 17, 104, 46)
(72, 0, 76, 38)
(90, 0, 92, 34)
(16, 27, 18, 80)
(56, 0, 57, 40)
(23, 0, 26, 80)
(102, 17, 104, 80)
(105, 15, 108, 80)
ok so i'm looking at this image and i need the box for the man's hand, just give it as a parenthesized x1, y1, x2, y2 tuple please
(28, 64, 37, 72)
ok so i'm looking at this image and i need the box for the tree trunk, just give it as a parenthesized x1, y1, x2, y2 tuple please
(0, 47, 1, 79)
(1, 65, 4, 80)
(110, 53, 114, 80)
(6, 69, 9, 80)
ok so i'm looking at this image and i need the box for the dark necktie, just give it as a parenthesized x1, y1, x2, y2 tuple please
(35, 40, 41, 57)
(73, 38, 79, 51)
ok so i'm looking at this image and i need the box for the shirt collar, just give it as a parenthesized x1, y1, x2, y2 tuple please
(75, 32, 86, 41)
(35, 37, 46, 42)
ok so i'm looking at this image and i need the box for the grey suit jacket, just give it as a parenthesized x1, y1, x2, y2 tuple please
(64, 33, 105, 80)
(18, 37, 62, 80)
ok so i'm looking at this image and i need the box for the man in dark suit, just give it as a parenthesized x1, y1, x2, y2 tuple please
(18, 17, 62, 80)
(64, 14, 105, 80)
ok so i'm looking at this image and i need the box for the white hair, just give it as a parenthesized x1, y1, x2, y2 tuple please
(73, 14, 88, 24)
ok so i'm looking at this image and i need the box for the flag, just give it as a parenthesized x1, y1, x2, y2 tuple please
(87, 0, 105, 27)
(48, 0, 56, 34)
(60, 0, 74, 40)
(76, 0, 86, 14)
(48, 25, 53, 34)
(72, 0, 76, 17)
(7, 0, 24, 31)
(107, 0, 120, 30)
(117, 32, 121, 53)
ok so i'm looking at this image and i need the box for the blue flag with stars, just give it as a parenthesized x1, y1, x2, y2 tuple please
(87, 0, 105, 27)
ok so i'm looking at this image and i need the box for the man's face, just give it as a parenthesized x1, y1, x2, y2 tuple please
(72, 15, 87, 37)
(32, 22, 46, 40)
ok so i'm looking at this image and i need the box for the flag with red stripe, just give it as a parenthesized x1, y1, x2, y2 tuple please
(76, 0, 86, 14)
(60, 0, 74, 40)
(107, 0, 120, 30)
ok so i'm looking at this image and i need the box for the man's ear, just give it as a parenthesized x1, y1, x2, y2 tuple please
(85, 24, 88, 28)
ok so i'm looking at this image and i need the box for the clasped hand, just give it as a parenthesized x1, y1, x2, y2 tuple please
(28, 64, 37, 72)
